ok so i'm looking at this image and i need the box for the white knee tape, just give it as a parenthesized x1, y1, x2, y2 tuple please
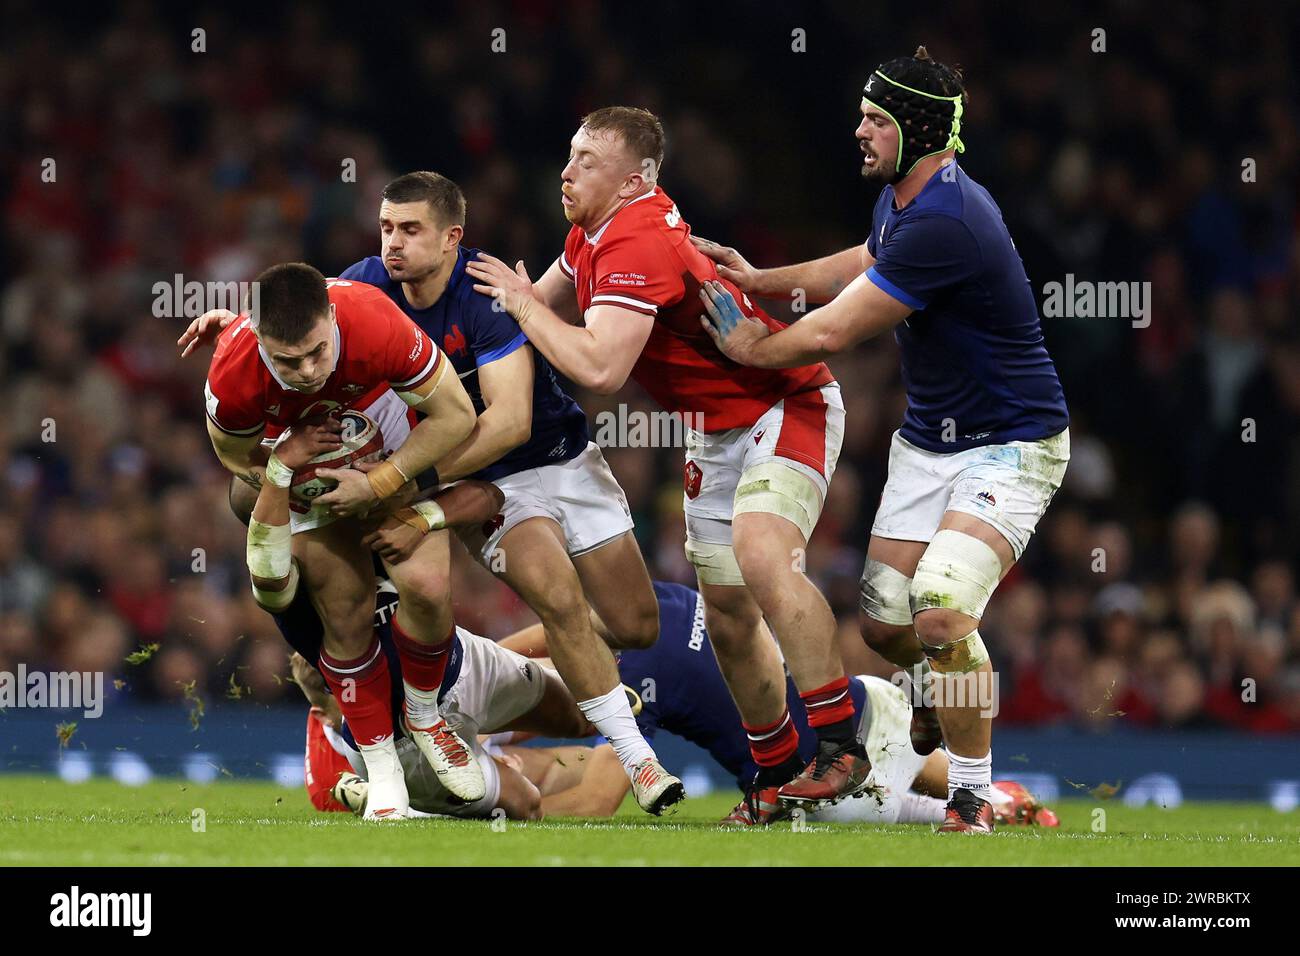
(251, 561, 300, 611)
(859, 559, 914, 626)
(910, 530, 1003, 621)
(922, 628, 990, 674)
(731, 461, 823, 541)
(684, 538, 746, 586)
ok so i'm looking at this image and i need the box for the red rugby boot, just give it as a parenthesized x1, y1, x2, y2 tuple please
(992, 780, 1060, 827)
(776, 740, 872, 810)
(936, 787, 995, 833)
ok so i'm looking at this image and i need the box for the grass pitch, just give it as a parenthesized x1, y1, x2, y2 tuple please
(1, 775, 1296, 866)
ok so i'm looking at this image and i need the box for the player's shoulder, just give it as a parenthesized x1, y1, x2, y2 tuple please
(604, 186, 679, 244)
(905, 164, 973, 221)
(328, 277, 409, 332)
(453, 247, 508, 315)
(209, 314, 260, 379)
(338, 256, 390, 287)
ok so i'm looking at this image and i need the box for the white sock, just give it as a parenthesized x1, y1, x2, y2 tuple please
(403, 681, 440, 728)
(898, 791, 948, 824)
(577, 685, 654, 774)
(946, 750, 993, 803)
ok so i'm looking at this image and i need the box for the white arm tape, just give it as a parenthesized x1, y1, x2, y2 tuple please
(412, 499, 447, 532)
(247, 518, 293, 579)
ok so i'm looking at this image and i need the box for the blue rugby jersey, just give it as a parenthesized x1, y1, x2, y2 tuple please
(340, 248, 589, 480)
(866, 163, 1069, 452)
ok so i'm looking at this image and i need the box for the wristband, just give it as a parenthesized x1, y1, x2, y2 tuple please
(365, 459, 410, 499)
(415, 466, 441, 493)
(263, 454, 294, 489)
(412, 499, 447, 531)
(392, 499, 447, 535)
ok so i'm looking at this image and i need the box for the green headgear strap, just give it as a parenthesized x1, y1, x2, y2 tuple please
(862, 69, 965, 182)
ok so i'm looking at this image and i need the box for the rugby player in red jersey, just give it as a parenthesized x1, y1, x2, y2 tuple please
(467, 108, 869, 822)
(204, 262, 483, 819)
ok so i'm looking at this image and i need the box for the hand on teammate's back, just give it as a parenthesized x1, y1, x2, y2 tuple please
(690, 236, 759, 291)
(177, 308, 239, 357)
(698, 279, 770, 365)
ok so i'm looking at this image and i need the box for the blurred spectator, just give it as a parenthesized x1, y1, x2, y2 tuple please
(0, 1, 1296, 733)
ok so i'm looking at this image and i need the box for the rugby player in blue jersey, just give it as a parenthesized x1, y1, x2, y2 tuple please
(698, 47, 1069, 832)
(178, 172, 683, 815)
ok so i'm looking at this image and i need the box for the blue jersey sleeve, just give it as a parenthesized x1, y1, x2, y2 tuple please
(465, 293, 527, 367)
(867, 213, 982, 311)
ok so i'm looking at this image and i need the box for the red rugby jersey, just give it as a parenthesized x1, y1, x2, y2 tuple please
(204, 279, 443, 438)
(560, 186, 834, 431)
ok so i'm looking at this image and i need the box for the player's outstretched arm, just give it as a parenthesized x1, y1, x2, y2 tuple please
(699, 273, 911, 368)
(467, 252, 653, 394)
(691, 235, 873, 304)
(360, 479, 505, 564)
(429, 344, 535, 483)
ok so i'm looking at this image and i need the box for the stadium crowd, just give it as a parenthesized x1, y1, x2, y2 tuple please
(1, 1, 1297, 733)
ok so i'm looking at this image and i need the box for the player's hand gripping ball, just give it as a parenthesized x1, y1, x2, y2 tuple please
(280, 410, 385, 506)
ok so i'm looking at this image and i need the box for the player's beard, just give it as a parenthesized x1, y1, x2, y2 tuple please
(860, 147, 894, 184)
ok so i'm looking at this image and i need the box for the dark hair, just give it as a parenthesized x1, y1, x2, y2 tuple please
(381, 171, 467, 227)
(251, 262, 330, 344)
(878, 45, 969, 105)
(581, 106, 666, 173)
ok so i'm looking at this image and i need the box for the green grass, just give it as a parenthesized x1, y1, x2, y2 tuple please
(1, 775, 1297, 866)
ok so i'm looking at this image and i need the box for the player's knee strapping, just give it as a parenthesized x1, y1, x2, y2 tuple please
(684, 538, 745, 586)
(859, 559, 913, 626)
(731, 460, 823, 541)
(909, 529, 1003, 622)
(250, 563, 300, 611)
(921, 628, 989, 674)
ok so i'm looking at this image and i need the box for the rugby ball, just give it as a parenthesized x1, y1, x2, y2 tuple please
(285, 410, 385, 505)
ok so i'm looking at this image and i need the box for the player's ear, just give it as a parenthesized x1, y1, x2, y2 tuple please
(444, 223, 464, 250)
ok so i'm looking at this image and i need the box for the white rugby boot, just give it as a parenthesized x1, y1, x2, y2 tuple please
(359, 737, 409, 821)
(331, 772, 369, 816)
(402, 712, 486, 803)
(630, 757, 686, 816)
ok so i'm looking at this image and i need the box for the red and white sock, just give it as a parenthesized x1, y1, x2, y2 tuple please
(391, 617, 453, 729)
(745, 710, 800, 769)
(318, 637, 394, 747)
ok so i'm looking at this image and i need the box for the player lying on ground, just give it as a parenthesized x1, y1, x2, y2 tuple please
(696, 48, 1070, 833)
(205, 272, 486, 820)
(497, 580, 1057, 827)
(181, 172, 682, 814)
(237, 439, 590, 820)
(467, 107, 872, 815)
